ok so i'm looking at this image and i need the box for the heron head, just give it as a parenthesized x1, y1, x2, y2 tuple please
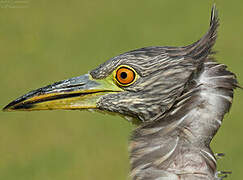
(3, 47, 197, 122)
(89, 48, 197, 122)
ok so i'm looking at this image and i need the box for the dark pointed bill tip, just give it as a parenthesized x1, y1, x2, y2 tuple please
(3, 87, 41, 111)
(3, 99, 28, 111)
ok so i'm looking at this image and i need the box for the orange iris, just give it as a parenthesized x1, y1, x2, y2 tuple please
(116, 67, 135, 85)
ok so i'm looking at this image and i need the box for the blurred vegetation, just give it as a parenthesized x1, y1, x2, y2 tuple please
(0, 0, 242, 179)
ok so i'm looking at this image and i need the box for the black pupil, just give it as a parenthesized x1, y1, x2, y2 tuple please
(120, 72, 127, 79)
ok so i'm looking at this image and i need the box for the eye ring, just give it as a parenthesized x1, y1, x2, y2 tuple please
(115, 66, 137, 86)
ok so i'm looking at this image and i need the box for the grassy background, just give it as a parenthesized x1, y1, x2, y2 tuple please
(0, 0, 242, 179)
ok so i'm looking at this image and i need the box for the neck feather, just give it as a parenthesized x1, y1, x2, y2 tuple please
(129, 59, 237, 180)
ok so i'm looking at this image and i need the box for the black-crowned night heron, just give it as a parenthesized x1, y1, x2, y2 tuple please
(3, 5, 239, 180)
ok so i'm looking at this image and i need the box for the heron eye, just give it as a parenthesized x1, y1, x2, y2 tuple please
(115, 66, 136, 86)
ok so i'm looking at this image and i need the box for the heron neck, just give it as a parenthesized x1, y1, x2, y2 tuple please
(129, 60, 236, 180)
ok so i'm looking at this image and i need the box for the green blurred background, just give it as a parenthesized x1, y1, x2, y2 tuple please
(0, 0, 242, 179)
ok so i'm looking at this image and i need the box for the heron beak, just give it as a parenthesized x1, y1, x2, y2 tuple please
(3, 74, 123, 111)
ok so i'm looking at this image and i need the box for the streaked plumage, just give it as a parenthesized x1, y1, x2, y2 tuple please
(3, 5, 239, 180)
